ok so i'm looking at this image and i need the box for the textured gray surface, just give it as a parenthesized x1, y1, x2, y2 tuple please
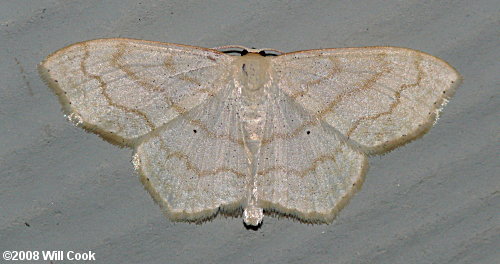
(1, 1, 498, 263)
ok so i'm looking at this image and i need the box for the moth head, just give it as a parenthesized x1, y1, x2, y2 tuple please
(213, 45, 284, 56)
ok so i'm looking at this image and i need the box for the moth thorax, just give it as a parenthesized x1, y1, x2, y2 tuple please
(235, 55, 271, 94)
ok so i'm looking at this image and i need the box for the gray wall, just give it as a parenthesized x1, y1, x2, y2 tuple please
(1, 1, 498, 263)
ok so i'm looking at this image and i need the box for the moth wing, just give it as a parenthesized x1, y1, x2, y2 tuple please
(134, 81, 249, 222)
(40, 38, 233, 146)
(272, 47, 460, 154)
(255, 88, 368, 223)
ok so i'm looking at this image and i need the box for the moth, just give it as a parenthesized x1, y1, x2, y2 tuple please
(39, 38, 460, 226)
